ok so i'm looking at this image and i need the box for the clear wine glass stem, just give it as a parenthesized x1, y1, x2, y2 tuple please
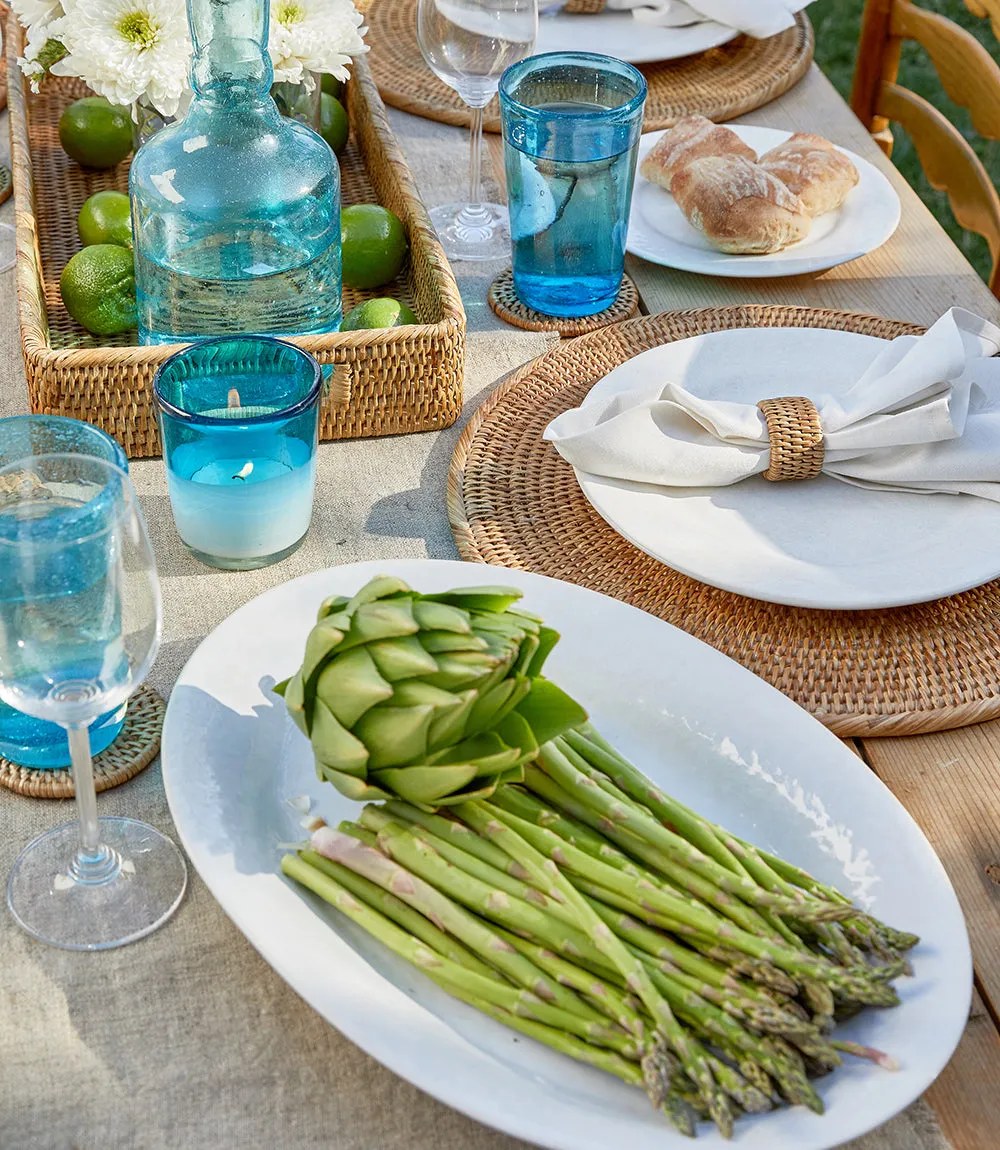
(468, 104, 484, 206)
(66, 723, 119, 884)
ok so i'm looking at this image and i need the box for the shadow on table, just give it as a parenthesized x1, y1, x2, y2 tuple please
(164, 678, 297, 878)
(364, 347, 549, 559)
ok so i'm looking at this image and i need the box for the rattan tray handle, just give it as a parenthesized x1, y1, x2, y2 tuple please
(756, 396, 825, 482)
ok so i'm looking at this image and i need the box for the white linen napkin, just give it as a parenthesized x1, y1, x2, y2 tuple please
(543, 308, 1000, 502)
(604, 0, 811, 37)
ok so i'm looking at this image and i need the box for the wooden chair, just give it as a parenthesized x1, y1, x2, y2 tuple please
(851, 0, 1000, 294)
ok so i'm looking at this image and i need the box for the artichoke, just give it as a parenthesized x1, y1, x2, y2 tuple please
(275, 576, 587, 807)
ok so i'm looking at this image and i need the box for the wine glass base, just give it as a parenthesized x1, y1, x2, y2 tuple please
(7, 817, 188, 950)
(430, 202, 510, 262)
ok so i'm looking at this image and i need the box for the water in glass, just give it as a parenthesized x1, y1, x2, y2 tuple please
(1, 455, 187, 950)
(500, 53, 646, 317)
(130, 0, 342, 344)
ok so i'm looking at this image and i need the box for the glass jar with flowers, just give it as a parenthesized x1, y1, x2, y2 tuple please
(11, 0, 366, 144)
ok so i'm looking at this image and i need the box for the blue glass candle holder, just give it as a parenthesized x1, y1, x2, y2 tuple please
(154, 337, 322, 570)
(0, 416, 129, 768)
(499, 52, 647, 318)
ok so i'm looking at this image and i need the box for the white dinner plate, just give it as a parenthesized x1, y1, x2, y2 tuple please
(571, 327, 1000, 609)
(535, 10, 737, 63)
(627, 125, 901, 277)
(162, 558, 971, 1150)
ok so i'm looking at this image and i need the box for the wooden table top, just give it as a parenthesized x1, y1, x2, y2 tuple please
(481, 62, 1000, 1150)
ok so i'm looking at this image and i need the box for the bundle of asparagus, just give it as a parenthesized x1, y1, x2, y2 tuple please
(276, 578, 917, 1140)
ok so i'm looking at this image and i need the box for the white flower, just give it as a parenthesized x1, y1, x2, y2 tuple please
(52, 0, 191, 116)
(269, 0, 368, 88)
(17, 14, 69, 92)
(12, 0, 64, 29)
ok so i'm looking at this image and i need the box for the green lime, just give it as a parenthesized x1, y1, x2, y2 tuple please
(77, 190, 132, 249)
(320, 94, 349, 155)
(59, 97, 133, 169)
(341, 204, 408, 290)
(60, 245, 136, 335)
(340, 297, 418, 331)
(321, 74, 345, 101)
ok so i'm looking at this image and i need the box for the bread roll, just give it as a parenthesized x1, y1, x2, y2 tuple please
(759, 133, 859, 216)
(640, 115, 758, 191)
(669, 155, 811, 254)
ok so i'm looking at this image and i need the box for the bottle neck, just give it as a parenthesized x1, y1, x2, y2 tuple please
(188, 0, 273, 100)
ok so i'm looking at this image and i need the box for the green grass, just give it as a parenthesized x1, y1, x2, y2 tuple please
(810, 0, 1000, 282)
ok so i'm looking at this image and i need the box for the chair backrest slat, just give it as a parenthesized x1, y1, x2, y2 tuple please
(851, 0, 1000, 294)
(965, 0, 1000, 46)
(880, 82, 1000, 282)
(891, 2, 1000, 139)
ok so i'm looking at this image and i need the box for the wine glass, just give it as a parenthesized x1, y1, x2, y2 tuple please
(418, 0, 538, 261)
(1, 453, 187, 950)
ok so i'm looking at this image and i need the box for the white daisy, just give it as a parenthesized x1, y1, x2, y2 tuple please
(53, 0, 191, 116)
(12, 0, 64, 29)
(18, 17, 68, 92)
(269, 0, 368, 89)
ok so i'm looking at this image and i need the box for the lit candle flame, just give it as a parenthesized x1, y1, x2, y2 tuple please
(232, 461, 254, 481)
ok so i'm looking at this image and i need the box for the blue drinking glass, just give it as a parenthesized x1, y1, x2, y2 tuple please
(499, 52, 647, 317)
(154, 337, 322, 570)
(0, 416, 129, 768)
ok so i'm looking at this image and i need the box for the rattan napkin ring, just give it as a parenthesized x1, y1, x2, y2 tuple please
(562, 0, 607, 11)
(756, 396, 825, 482)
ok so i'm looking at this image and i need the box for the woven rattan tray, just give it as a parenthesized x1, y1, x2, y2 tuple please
(6, 15, 466, 459)
(449, 305, 1000, 739)
(366, 0, 813, 134)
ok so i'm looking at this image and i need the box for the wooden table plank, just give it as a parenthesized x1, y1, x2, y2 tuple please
(861, 722, 1000, 1150)
(861, 722, 1000, 1015)
(626, 66, 1000, 326)
(923, 989, 1000, 1150)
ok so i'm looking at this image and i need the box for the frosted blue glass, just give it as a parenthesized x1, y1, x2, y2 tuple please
(154, 337, 321, 570)
(130, 0, 342, 345)
(499, 52, 646, 318)
(0, 416, 128, 768)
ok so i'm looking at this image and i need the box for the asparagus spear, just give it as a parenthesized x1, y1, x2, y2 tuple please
(493, 927, 644, 1035)
(481, 798, 894, 1003)
(309, 824, 610, 1020)
(536, 742, 851, 926)
(361, 804, 579, 927)
(455, 800, 734, 1138)
(564, 726, 750, 875)
(366, 817, 614, 1026)
(486, 795, 795, 943)
(298, 847, 500, 981)
(283, 853, 641, 1061)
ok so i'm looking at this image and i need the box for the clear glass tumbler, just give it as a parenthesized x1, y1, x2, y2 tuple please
(499, 52, 647, 317)
(0, 416, 129, 768)
(154, 336, 322, 570)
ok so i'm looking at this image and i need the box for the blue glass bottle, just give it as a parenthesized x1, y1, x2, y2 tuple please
(130, 0, 342, 345)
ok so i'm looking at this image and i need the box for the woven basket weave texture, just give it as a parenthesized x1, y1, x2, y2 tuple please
(7, 15, 466, 459)
(448, 305, 1000, 738)
(366, 0, 814, 134)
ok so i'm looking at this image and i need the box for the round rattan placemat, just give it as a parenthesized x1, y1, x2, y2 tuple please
(489, 268, 640, 335)
(448, 305, 1000, 739)
(366, 0, 814, 133)
(0, 685, 165, 798)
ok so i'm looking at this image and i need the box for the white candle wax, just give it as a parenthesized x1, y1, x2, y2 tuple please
(166, 435, 315, 561)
